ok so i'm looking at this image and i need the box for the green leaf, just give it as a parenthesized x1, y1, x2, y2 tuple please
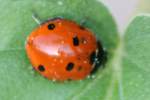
(0, 0, 119, 100)
(123, 15, 150, 100)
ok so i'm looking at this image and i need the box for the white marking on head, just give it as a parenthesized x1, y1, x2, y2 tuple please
(91, 49, 99, 68)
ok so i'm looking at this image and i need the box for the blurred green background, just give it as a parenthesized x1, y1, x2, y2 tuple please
(101, 0, 150, 33)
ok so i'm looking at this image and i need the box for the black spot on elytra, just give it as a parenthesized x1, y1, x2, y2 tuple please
(48, 23, 55, 30)
(73, 36, 79, 46)
(90, 41, 107, 74)
(38, 65, 45, 72)
(66, 62, 74, 71)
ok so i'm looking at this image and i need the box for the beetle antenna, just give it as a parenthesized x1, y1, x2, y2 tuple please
(32, 13, 42, 25)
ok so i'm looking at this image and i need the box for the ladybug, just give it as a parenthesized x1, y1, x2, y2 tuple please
(25, 17, 106, 81)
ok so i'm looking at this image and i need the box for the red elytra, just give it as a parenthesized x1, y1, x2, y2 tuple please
(25, 18, 103, 81)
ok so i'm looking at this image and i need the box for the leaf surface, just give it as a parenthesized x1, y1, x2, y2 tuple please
(0, 0, 119, 100)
